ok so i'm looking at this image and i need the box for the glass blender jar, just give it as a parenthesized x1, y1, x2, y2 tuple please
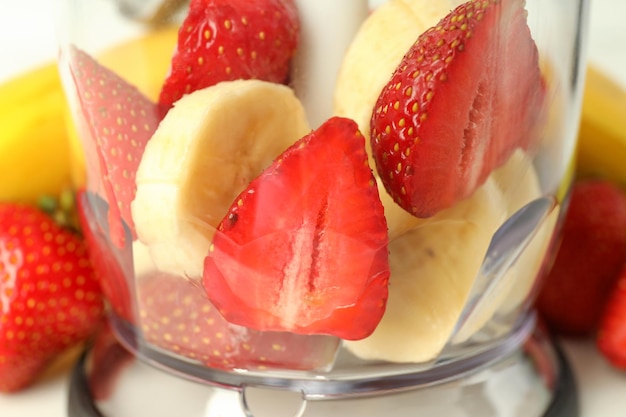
(56, 0, 589, 415)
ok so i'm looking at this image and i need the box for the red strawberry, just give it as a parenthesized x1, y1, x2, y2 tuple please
(0, 204, 104, 392)
(158, 0, 300, 111)
(203, 117, 390, 340)
(370, 0, 544, 217)
(597, 269, 626, 370)
(536, 179, 626, 336)
(69, 46, 160, 247)
(77, 191, 135, 323)
(138, 272, 339, 371)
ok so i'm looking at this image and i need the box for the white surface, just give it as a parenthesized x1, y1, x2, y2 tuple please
(1, 0, 625, 416)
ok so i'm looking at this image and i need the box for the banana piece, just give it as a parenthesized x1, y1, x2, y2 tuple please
(490, 150, 558, 315)
(333, 0, 458, 166)
(132, 80, 311, 280)
(344, 177, 507, 363)
(378, 177, 428, 241)
(451, 150, 557, 342)
(576, 64, 626, 187)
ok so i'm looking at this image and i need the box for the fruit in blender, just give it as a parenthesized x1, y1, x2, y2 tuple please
(344, 176, 507, 362)
(62, 0, 551, 363)
(77, 192, 136, 323)
(158, 0, 300, 112)
(69, 47, 161, 247)
(138, 272, 339, 371)
(132, 80, 310, 280)
(0, 203, 104, 392)
(333, 0, 458, 166)
(370, 0, 545, 217)
(203, 117, 390, 340)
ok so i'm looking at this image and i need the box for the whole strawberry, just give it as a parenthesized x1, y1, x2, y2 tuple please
(370, 0, 544, 217)
(0, 203, 104, 392)
(158, 0, 300, 111)
(597, 268, 626, 370)
(536, 179, 626, 336)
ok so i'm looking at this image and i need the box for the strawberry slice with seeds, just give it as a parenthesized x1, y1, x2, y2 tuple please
(597, 269, 626, 370)
(77, 191, 136, 323)
(69, 46, 160, 247)
(158, 0, 300, 111)
(0, 203, 104, 392)
(138, 272, 339, 370)
(370, 0, 545, 217)
(203, 117, 390, 340)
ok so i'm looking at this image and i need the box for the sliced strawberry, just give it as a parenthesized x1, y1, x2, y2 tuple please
(370, 0, 544, 217)
(69, 46, 160, 247)
(536, 179, 626, 336)
(158, 0, 300, 111)
(597, 269, 626, 370)
(0, 203, 104, 392)
(202, 117, 390, 340)
(77, 191, 135, 323)
(138, 272, 339, 370)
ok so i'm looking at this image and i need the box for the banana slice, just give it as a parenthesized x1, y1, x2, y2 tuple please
(452, 150, 557, 342)
(131, 80, 311, 279)
(333, 0, 458, 166)
(344, 177, 507, 363)
(490, 151, 558, 316)
(377, 177, 428, 241)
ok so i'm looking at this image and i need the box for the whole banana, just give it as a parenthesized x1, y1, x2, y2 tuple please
(0, 27, 178, 204)
(0, 64, 74, 203)
(576, 65, 626, 186)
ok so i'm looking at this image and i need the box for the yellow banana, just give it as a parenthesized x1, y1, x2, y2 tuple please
(0, 27, 178, 203)
(96, 26, 177, 101)
(0, 63, 62, 117)
(0, 65, 73, 203)
(576, 65, 626, 186)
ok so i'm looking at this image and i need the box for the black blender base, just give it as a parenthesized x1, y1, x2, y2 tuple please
(544, 342, 579, 417)
(68, 334, 579, 417)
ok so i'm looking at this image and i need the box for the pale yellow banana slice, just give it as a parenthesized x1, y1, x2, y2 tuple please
(333, 0, 458, 166)
(489, 151, 558, 317)
(344, 177, 507, 363)
(377, 177, 428, 241)
(451, 150, 557, 342)
(131, 80, 311, 279)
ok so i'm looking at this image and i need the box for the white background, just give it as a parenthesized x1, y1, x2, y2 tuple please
(0, 0, 625, 416)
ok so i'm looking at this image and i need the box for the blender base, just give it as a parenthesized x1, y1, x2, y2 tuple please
(67, 323, 579, 417)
